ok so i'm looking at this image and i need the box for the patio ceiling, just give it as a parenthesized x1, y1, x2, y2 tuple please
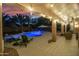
(19, 3, 79, 22)
(19, 3, 62, 20)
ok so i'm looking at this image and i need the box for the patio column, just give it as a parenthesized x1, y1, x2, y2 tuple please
(65, 25, 67, 32)
(51, 20, 56, 42)
(73, 18, 75, 33)
(0, 5, 4, 55)
(61, 24, 64, 34)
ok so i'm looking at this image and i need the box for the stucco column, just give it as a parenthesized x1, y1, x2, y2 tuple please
(65, 24, 67, 32)
(61, 24, 64, 34)
(51, 20, 56, 42)
(0, 4, 4, 55)
(73, 18, 75, 33)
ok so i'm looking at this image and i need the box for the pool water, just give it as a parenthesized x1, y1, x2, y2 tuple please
(23, 31, 43, 37)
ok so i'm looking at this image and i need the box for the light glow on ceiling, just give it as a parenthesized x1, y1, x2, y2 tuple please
(75, 24, 79, 28)
(27, 6, 34, 11)
(48, 16, 52, 19)
(75, 22, 78, 25)
(50, 4, 54, 7)
(40, 13, 46, 17)
(75, 21, 79, 28)
(53, 19, 59, 23)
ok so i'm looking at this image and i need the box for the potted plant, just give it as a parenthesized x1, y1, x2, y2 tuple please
(64, 32, 72, 40)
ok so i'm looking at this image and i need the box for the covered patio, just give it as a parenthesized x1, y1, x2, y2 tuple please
(1, 3, 79, 56)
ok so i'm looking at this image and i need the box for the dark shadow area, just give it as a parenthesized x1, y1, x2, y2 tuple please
(4, 47, 19, 56)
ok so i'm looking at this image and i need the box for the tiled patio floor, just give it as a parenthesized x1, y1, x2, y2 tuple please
(5, 32, 79, 56)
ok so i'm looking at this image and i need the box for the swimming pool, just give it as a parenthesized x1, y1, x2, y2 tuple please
(4, 31, 44, 41)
